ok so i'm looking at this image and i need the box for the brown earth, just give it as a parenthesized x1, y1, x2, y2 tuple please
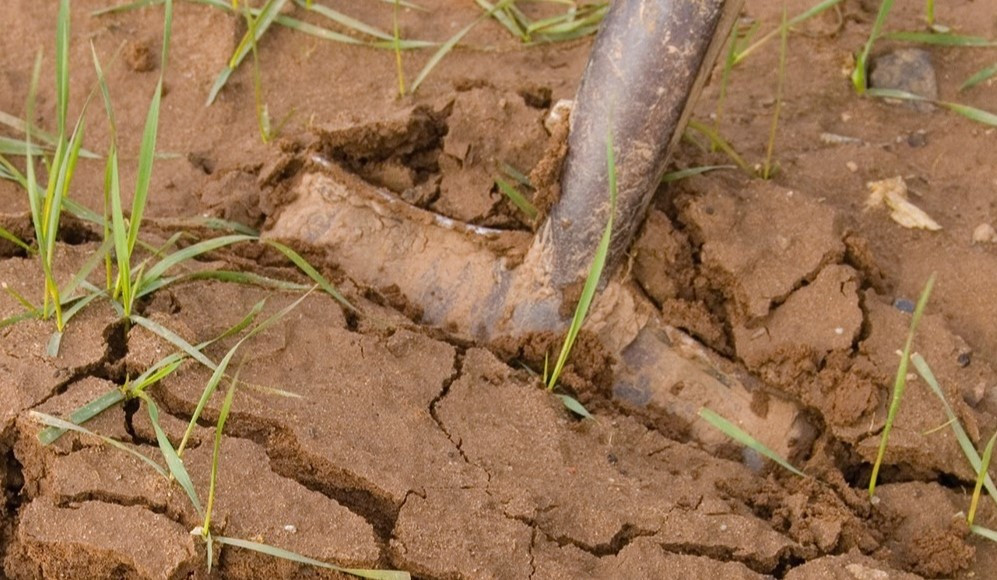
(2, 0, 997, 578)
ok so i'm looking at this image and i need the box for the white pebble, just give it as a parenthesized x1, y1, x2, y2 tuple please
(972, 223, 997, 244)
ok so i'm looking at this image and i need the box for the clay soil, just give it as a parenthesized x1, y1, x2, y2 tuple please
(3, 0, 997, 578)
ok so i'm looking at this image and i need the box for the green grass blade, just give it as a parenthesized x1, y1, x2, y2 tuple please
(661, 165, 736, 183)
(762, 5, 788, 180)
(547, 130, 616, 391)
(500, 162, 531, 187)
(495, 177, 537, 219)
(55, 0, 70, 137)
(176, 341, 239, 457)
(734, 0, 843, 65)
(140, 393, 203, 515)
(127, 78, 164, 257)
(47, 290, 104, 357)
(869, 274, 935, 498)
(214, 536, 410, 579)
(131, 314, 218, 369)
(0, 226, 31, 253)
(939, 101, 997, 127)
(411, 1, 511, 93)
(178, 290, 311, 455)
(867, 88, 997, 127)
(0, 137, 46, 156)
(852, 0, 896, 94)
(699, 407, 805, 476)
(296, 0, 394, 41)
(203, 372, 238, 535)
(885, 31, 995, 46)
(912, 353, 997, 507)
(138, 234, 256, 288)
(207, 0, 288, 105)
(554, 394, 592, 419)
(971, 525, 997, 543)
(263, 239, 355, 312)
(158, 270, 310, 294)
(962, 63, 997, 91)
(106, 147, 133, 306)
(968, 431, 997, 525)
(684, 119, 752, 173)
(60, 236, 113, 300)
(39, 387, 126, 445)
(30, 411, 168, 477)
(474, 0, 527, 41)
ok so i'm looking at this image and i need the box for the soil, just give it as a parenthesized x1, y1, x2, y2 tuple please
(2, 0, 997, 578)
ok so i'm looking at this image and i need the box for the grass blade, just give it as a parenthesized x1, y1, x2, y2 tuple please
(869, 274, 935, 497)
(661, 165, 736, 183)
(971, 525, 997, 543)
(0, 226, 31, 253)
(699, 407, 805, 476)
(139, 234, 256, 288)
(207, 0, 288, 105)
(734, 0, 843, 65)
(867, 88, 997, 127)
(762, 5, 788, 180)
(962, 63, 997, 91)
(178, 290, 312, 455)
(684, 119, 752, 173)
(495, 177, 537, 219)
(547, 130, 616, 390)
(203, 370, 239, 536)
(885, 31, 995, 46)
(55, 0, 70, 137)
(127, 78, 164, 257)
(131, 314, 218, 369)
(968, 431, 997, 525)
(39, 388, 126, 445)
(30, 411, 168, 477)
(554, 394, 592, 419)
(263, 239, 355, 312)
(912, 353, 997, 506)
(139, 392, 203, 516)
(296, 0, 394, 41)
(411, 0, 511, 93)
(851, 0, 896, 94)
(214, 535, 410, 579)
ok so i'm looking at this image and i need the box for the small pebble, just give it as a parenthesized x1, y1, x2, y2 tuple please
(284, 524, 297, 533)
(893, 298, 915, 313)
(846, 161, 858, 172)
(834, 327, 845, 335)
(972, 223, 997, 244)
(907, 131, 928, 148)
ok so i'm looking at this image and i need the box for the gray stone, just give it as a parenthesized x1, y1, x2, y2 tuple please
(869, 48, 938, 112)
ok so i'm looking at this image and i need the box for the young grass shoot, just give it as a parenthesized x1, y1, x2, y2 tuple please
(868, 273, 934, 498)
(544, 130, 617, 418)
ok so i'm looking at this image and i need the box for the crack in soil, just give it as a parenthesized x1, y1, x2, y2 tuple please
(0, 438, 25, 571)
(55, 491, 173, 520)
(428, 349, 476, 469)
